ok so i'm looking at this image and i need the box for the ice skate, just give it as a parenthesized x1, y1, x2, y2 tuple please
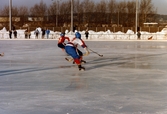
(78, 65, 85, 71)
(81, 60, 86, 64)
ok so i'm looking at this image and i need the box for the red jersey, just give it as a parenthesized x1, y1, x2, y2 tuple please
(58, 36, 70, 44)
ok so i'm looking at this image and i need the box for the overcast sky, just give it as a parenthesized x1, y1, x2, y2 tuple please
(0, 0, 167, 15)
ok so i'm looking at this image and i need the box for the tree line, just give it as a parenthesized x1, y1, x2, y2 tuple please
(0, 0, 157, 28)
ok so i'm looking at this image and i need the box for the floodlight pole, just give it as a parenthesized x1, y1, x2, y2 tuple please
(9, 0, 12, 30)
(56, 0, 59, 27)
(117, 11, 119, 27)
(135, 0, 139, 33)
(71, 0, 73, 33)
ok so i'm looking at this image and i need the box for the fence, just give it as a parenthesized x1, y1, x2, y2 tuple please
(13, 26, 165, 33)
(0, 31, 166, 40)
(86, 34, 166, 40)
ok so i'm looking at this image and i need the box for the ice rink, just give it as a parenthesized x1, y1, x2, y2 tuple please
(0, 40, 167, 114)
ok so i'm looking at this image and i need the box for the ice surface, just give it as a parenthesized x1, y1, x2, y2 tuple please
(0, 40, 167, 114)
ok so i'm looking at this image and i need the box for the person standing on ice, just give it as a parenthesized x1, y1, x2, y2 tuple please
(41, 28, 45, 39)
(137, 31, 141, 40)
(57, 32, 70, 51)
(46, 28, 50, 39)
(13, 30, 17, 38)
(9, 30, 12, 39)
(65, 32, 89, 71)
(34, 29, 39, 39)
(85, 30, 89, 39)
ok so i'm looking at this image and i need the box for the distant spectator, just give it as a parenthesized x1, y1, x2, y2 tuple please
(42, 28, 45, 39)
(46, 28, 50, 39)
(9, 30, 12, 39)
(137, 31, 141, 40)
(34, 29, 39, 39)
(28, 30, 31, 39)
(25, 30, 27, 39)
(13, 30, 17, 38)
(25, 30, 31, 39)
(85, 30, 89, 39)
(73, 25, 77, 32)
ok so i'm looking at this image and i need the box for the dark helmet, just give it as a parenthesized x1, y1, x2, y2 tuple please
(60, 32, 65, 37)
(75, 32, 81, 39)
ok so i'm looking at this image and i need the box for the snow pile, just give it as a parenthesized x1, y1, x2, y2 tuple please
(160, 27, 167, 33)
(17, 29, 27, 39)
(0, 27, 8, 38)
(0, 27, 167, 40)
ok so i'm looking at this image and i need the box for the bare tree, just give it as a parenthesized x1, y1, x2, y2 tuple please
(95, 0, 107, 13)
(11, 6, 19, 16)
(18, 6, 29, 16)
(139, 0, 157, 25)
(59, 1, 71, 26)
(30, 0, 47, 16)
(48, 1, 58, 26)
(108, 0, 116, 14)
(0, 0, 158, 28)
(0, 5, 28, 16)
(82, 0, 95, 13)
(59, 1, 71, 15)
(116, 1, 127, 26)
(74, 0, 83, 14)
(74, 0, 84, 26)
(94, 0, 108, 25)
(29, 0, 47, 27)
(82, 0, 95, 26)
(48, 1, 58, 16)
(18, 6, 29, 27)
(0, 6, 10, 16)
(126, 1, 136, 27)
(107, 0, 117, 26)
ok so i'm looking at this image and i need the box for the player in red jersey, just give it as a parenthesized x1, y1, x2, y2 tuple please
(57, 32, 70, 51)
